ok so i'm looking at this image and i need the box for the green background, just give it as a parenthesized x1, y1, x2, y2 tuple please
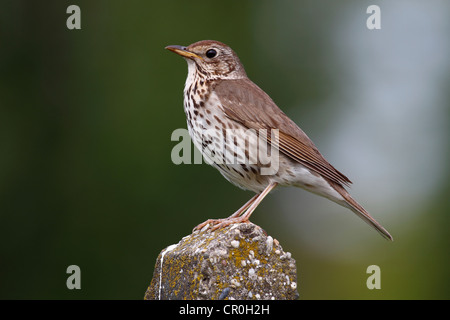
(1, 0, 449, 299)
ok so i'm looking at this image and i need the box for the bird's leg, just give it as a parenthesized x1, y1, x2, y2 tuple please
(210, 182, 278, 230)
(194, 182, 278, 232)
(193, 193, 260, 231)
(238, 182, 278, 222)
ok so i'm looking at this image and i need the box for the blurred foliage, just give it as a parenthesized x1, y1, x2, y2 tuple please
(0, 0, 449, 299)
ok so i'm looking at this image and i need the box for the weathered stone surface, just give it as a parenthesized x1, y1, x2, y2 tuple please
(144, 222, 299, 300)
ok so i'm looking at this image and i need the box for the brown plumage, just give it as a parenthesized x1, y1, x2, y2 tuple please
(166, 40, 393, 240)
(214, 78, 352, 187)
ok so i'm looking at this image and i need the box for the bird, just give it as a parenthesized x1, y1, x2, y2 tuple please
(165, 40, 393, 241)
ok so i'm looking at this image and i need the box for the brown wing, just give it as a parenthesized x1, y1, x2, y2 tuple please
(213, 78, 352, 187)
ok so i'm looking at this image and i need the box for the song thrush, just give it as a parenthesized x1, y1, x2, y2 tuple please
(166, 40, 393, 241)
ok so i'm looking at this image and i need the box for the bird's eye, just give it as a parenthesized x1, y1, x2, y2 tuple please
(206, 49, 217, 58)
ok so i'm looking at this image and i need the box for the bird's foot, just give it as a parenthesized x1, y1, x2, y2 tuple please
(193, 216, 250, 232)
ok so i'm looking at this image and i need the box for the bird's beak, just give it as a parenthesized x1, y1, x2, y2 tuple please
(165, 45, 203, 60)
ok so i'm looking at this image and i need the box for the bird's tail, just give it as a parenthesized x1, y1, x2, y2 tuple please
(331, 182, 393, 241)
(344, 197, 393, 241)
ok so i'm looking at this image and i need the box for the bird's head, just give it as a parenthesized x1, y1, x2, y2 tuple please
(166, 40, 247, 80)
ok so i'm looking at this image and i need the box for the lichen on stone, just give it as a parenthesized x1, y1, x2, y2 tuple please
(144, 222, 299, 300)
